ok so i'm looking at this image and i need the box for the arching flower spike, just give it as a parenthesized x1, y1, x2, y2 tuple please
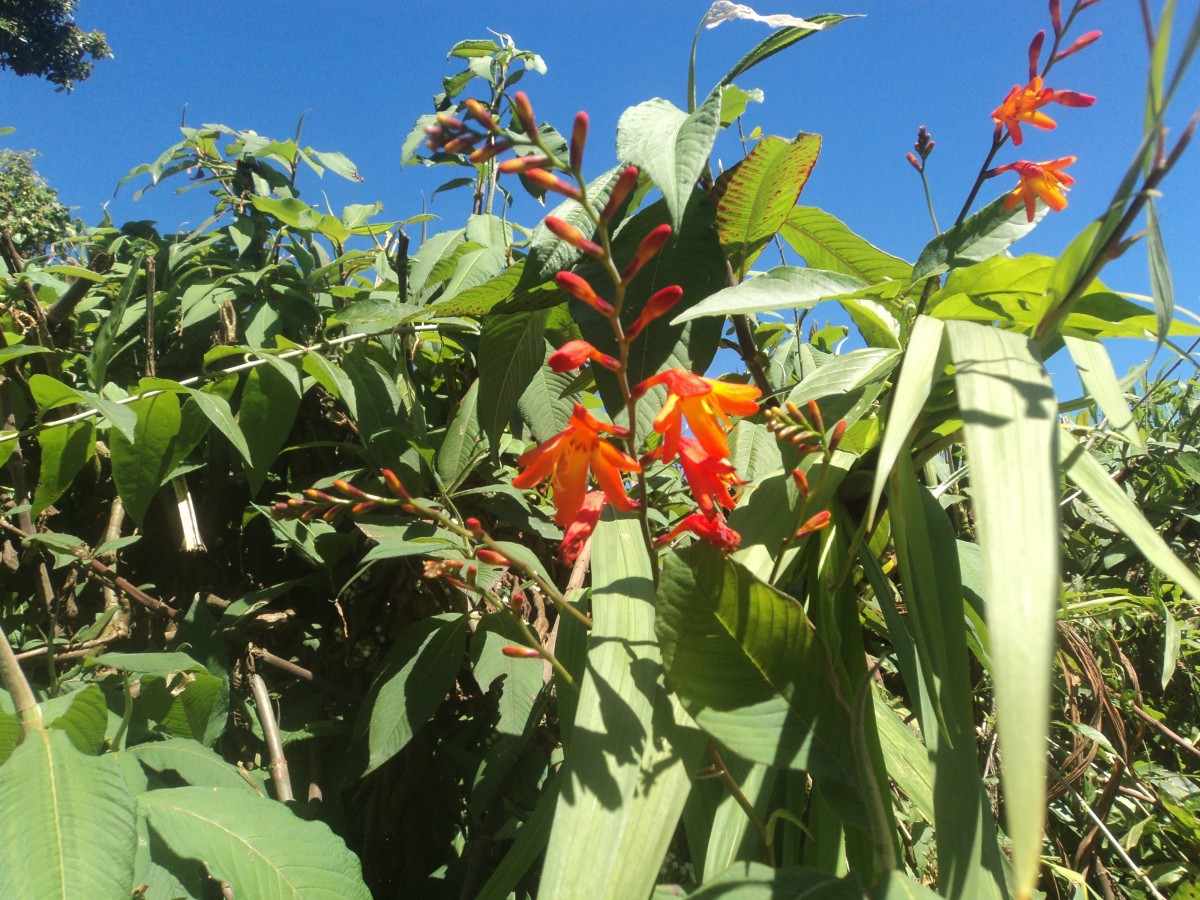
(634, 368, 761, 461)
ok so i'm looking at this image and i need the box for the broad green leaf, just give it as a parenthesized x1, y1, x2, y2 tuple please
(307, 148, 362, 182)
(656, 544, 865, 826)
(183, 386, 253, 465)
(685, 861, 861, 899)
(868, 315, 946, 522)
(517, 358, 576, 444)
(889, 465, 1007, 900)
(408, 228, 465, 300)
(616, 90, 723, 232)
(327, 295, 424, 335)
(945, 320, 1060, 900)
(842, 298, 901, 349)
(341, 350, 414, 472)
(33, 419, 95, 516)
(0, 343, 51, 365)
(912, 194, 1045, 284)
(713, 133, 822, 275)
(414, 259, 564, 319)
(875, 870, 948, 899)
(133, 672, 227, 746)
(470, 616, 544, 737)
(140, 786, 370, 898)
(540, 513, 703, 900)
(360, 613, 468, 775)
(0, 729, 137, 900)
(872, 696, 934, 825)
(673, 266, 866, 323)
(249, 195, 351, 243)
(1060, 428, 1200, 604)
(128, 738, 259, 792)
(1063, 335, 1143, 450)
(478, 309, 548, 449)
(40, 684, 109, 754)
(437, 245, 507, 304)
(437, 378, 484, 489)
(780, 206, 912, 284)
(0, 703, 18, 766)
(475, 779, 559, 900)
(110, 392, 182, 524)
(95, 651, 207, 676)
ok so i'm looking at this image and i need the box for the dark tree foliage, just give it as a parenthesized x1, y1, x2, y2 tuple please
(0, 0, 109, 91)
(0, 149, 78, 259)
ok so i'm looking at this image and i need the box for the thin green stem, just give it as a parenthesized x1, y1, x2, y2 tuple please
(918, 168, 941, 235)
(706, 742, 775, 867)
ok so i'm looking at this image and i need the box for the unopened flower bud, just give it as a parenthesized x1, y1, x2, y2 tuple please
(828, 419, 847, 452)
(625, 285, 685, 340)
(441, 135, 479, 155)
(501, 646, 542, 659)
(513, 91, 537, 136)
(544, 215, 605, 258)
(304, 488, 336, 503)
(1053, 30, 1102, 63)
(510, 591, 525, 612)
(524, 168, 583, 201)
(381, 469, 409, 500)
(464, 565, 478, 584)
(549, 339, 620, 373)
(620, 224, 673, 282)
(1028, 29, 1046, 81)
(794, 510, 832, 539)
(601, 166, 639, 222)
(475, 548, 510, 566)
(792, 467, 810, 499)
(497, 155, 553, 174)
(464, 98, 502, 134)
(322, 505, 346, 522)
(569, 111, 589, 170)
(906, 152, 923, 172)
(556, 271, 615, 316)
(1049, 0, 1062, 35)
(805, 399, 824, 433)
(465, 517, 485, 538)
(351, 500, 378, 515)
(333, 479, 366, 499)
(436, 112, 465, 131)
(469, 141, 512, 164)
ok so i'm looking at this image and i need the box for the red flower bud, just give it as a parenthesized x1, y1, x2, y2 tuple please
(906, 152, 923, 172)
(497, 155, 553, 174)
(381, 469, 409, 500)
(469, 141, 512, 164)
(524, 168, 583, 201)
(543, 216, 605, 259)
(556, 271, 615, 316)
(351, 500, 378, 515)
(1053, 30, 1102, 63)
(510, 591, 525, 612)
(321, 505, 346, 522)
(828, 420, 847, 452)
(569, 111, 588, 170)
(792, 467, 810, 499)
(464, 98, 502, 134)
(304, 488, 336, 503)
(513, 91, 537, 136)
(475, 548, 510, 566)
(442, 135, 479, 155)
(601, 166, 639, 222)
(465, 517, 485, 538)
(549, 339, 620, 373)
(501, 646, 542, 659)
(620, 224, 673, 283)
(625, 285, 684, 340)
(794, 510, 832, 540)
(1049, 0, 1062, 35)
(805, 399, 824, 434)
(1028, 29, 1046, 81)
(436, 112, 465, 131)
(333, 479, 366, 499)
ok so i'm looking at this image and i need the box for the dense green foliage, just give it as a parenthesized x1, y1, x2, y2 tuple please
(0, 4, 1198, 899)
(0, 149, 78, 260)
(0, 0, 109, 91)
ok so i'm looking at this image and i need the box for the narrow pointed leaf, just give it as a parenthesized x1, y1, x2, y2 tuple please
(781, 206, 912, 283)
(673, 265, 865, 323)
(1063, 335, 1143, 450)
(912, 194, 1045, 283)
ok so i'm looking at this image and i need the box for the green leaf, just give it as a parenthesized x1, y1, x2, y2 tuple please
(616, 90, 723, 232)
(341, 350, 415, 472)
(686, 862, 861, 899)
(87, 263, 140, 390)
(1060, 428, 1200, 605)
(437, 378, 485, 489)
(540, 513, 703, 900)
(656, 544, 865, 826)
(475, 779, 560, 900)
(673, 265, 866, 323)
(110, 392, 182, 524)
(781, 206, 912, 283)
(527, 165, 627, 282)
(716, 15, 860, 89)
(912, 194, 1045, 283)
(1147, 199, 1175, 351)
(249, 195, 351, 243)
(1063, 335, 1143, 450)
(139, 787, 370, 898)
(96, 651, 207, 676)
(718, 84, 764, 126)
(41, 684, 110, 754)
(33, 419, 95, 516)
(238, 361, 302, 495)
(517, 358, 576, 444)
(470, 616, 544, 737)
(128, 738, 259, 792)
(359, 613, 468, 775)
(713, 133, 822, 275)
(0, 730, 137, 900)
(478, 310, 548, 449)
(875, 870, 949, 899)
(184, 386, 253, 465)
(945, 320, 1059, 900)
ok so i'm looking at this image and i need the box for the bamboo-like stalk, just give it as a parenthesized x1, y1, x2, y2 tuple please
(249, 672, 294, 802)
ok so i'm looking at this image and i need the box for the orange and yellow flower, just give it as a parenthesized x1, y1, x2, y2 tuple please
(634, 369, 761, 461)
(512, 403, 640, 526)
(644, 436, 742, 518)
(654, 510, 741, 552)
(991, 77, 1095, 146)
(994, 157, 1076, 222)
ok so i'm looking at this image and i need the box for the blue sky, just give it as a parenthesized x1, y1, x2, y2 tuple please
(4, 1, 1198, 393)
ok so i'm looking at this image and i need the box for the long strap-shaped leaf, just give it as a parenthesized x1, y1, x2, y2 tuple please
(539, 513, 702, 899)
(945, 320, 1060, 900)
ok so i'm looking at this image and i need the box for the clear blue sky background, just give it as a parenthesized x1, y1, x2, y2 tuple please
(3, 1, 1198, 394)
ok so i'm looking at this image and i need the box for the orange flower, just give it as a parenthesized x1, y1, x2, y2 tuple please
(644, 436, 742, 518)
(559, 491, 606, 565)
(654, 510, 741, 552)
(994, 157, 1076, 222)
(512, 403, 640, 526)
(991, 77, 1095, 146)
(634, 369, 761, 461)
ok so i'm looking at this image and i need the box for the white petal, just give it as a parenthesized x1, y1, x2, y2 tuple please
(703, 1, 825, 30)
